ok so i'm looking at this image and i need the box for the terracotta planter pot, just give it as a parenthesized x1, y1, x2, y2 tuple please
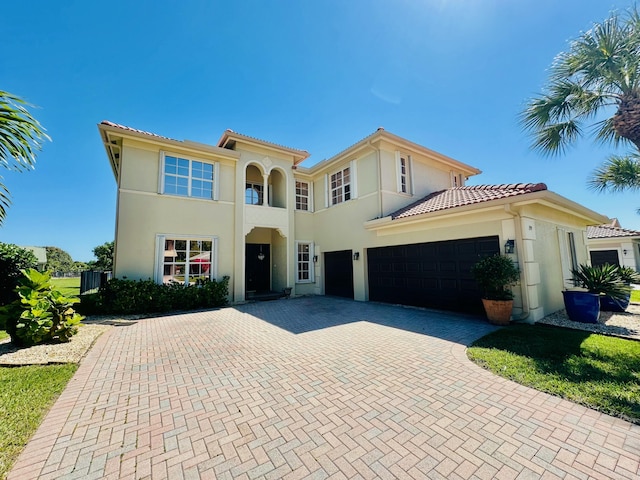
(481, 299, 513, 325)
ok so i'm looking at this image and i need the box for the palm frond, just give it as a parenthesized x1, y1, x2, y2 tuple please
(0, 91, 50, 225)
(588, 152, 640, 192)
(592, 116, 630, 146)
(0, 91, 50, 173)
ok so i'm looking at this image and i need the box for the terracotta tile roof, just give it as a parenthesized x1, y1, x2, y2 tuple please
(391, 183, 548, 219)
(587, 224, 640, 239)
(219, 129, 310, 156)
(100, 121, 179, 142)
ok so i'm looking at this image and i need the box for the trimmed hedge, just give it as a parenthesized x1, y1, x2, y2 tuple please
(78, 276, 229, 315)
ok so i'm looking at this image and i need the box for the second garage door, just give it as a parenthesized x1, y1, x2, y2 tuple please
(367, 236, 500, 313)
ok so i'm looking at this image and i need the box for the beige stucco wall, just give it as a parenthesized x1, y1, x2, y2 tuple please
(115, 192, 235, 281)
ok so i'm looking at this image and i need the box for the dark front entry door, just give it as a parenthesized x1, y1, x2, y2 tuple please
(325, 250, 354, 299)
(246, 244, 270, 292)
(590, 250, 620, 267)
(367, 236, 500, 313)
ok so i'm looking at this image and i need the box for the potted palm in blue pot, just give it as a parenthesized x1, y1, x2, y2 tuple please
(600, 266, 640, 312)
(564, 264, 631, 323)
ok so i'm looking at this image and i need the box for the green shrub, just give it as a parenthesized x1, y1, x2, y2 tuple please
(0, 269, 83, 347)
(0, 243, 38, 308)
(86, 276, 229, 315)
(471, 254, 520, 300)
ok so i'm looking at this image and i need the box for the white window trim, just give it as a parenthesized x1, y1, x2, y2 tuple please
(295, 241, 315, 283)
(395, 151, 412, 195)
(295, 180, 312, 212)
(154, 234, 219, 285)
(159, 151, 219, 200)
(328, 164, 355, 206)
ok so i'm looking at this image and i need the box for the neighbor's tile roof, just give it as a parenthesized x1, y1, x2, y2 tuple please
(100, 121, 179, 141)
(587, 224, 640, 239)
(391, 183, 548, 219)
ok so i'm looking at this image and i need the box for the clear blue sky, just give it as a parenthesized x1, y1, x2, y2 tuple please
(2, 0, 639, 261)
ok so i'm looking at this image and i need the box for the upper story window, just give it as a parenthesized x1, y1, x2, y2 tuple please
(296, 181, 310, 211)
(161, 154, 216, 200)
(396, 152, 412, 194)
(245, 183, 264, 205)
(330, 167, 351, 205)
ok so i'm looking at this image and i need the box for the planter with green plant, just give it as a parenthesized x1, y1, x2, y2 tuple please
(600, 266, 640, 312)
(471, 254, 520, 325)
(564, 264, 631, 323)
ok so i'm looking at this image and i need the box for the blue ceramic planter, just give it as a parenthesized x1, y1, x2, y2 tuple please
(599, 294, 630, 312)
(562, 290, 600, 323)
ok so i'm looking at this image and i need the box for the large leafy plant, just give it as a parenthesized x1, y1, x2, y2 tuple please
(570, 264, 632, 301)
(471, 255, 520, 301)
(0, 268, 83, 346)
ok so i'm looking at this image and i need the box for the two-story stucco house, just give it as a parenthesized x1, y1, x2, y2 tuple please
(98, 121, 608, 321)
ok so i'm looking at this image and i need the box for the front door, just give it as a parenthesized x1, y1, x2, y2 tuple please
(246, 244, 270, 292)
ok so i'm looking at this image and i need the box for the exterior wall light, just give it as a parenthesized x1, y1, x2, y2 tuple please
(353, 252, 360, 261)
(313, 255, 318, 263)
(504, 240, 515, 254)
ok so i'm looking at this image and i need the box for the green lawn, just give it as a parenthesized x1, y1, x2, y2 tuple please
(0, 364, 77, 479)
(467, 325, 640, 423)
(51, 277, 81, 298)
(0, 330, 7, 342)
(631, 289, 640, 303)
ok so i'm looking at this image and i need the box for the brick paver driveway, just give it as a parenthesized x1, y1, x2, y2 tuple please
(10, 297, 640, 479)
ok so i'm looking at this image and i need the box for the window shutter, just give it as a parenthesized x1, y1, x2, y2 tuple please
(395, 151, 402, 193)
(350, 160, 358, 199)
(309, 181, 314, 212)
(324, 174, 329, 208)
(158, 152, 166, 194)
(408, 155, 414, 195)
(155, 235, 165, 283)
(310, 242, 315, 280)
(213, 162, 220, 200)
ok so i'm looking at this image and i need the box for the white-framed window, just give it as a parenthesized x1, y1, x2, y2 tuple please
(296, 241, 314, 283)
(156, 235, 218, 285)
(296, 181, 310, 211)
(245, 182, 264, 205)
(160, 153, 217, 199)
(330, 167, 351, 205)
(396, 152, 413, 194)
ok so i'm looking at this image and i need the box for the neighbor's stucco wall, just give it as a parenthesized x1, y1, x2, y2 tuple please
(587, 239, 640, 270)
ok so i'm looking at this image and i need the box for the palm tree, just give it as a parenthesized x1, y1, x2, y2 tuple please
(0, 90, 50, 223)
(521, 7, 640, 154)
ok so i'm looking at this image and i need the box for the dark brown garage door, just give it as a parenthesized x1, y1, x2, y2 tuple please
(325, 250, 354, 299)
(367, 236, 500, 313)
(590, 250, 620, 267)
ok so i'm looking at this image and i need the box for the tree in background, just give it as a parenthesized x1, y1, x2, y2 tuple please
(0, 242, 38, 306)
(45, 246, 76, 275)
(0, 90, 50, 223)
(521, 7, 640, 200)
(90, 241, 114, 271)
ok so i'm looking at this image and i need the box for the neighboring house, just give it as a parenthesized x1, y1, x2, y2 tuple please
(22, 246, 47, 271)
(98, 121, 608, 321)
(587, 220, 640, 270)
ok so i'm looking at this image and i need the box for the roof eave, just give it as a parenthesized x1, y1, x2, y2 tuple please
(217, 130, 310, 164)
(365, 190, 609, 231)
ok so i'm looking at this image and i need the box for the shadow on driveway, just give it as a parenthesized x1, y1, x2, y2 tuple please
(233, 295, 499, 345)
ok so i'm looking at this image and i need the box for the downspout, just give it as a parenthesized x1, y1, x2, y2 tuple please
(504, 204, 530, 322)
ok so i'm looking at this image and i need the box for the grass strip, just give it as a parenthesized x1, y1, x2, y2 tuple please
(51, 277, 81, 298)
(467, 324, 640, 423)
(0, 364, 77, 479)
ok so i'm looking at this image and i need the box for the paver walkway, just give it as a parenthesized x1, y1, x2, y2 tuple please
(9, 297, 640, 479)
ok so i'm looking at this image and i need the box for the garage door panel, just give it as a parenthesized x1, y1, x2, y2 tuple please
(368, 236, 500, 313)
